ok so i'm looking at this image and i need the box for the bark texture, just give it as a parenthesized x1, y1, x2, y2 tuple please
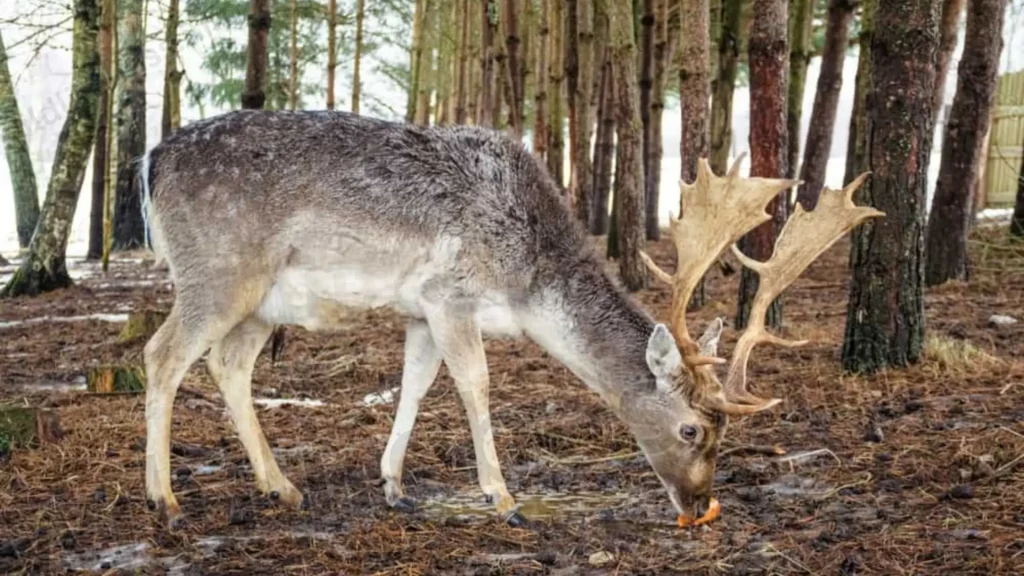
(843, 0, 875, 187)
(737, 0, 789, 331)
(1012, 135, 1024, 237)
(502, 0, 525, 135)
(610, 0, 646, 290)
(534, 0, 550, 158)
(843, 0, 940, 374)
(288, 0, 299, 110)
(546, 0, 565, 185)
(243, 0, 271, 109)
(932, 0, 965, 123)
(88, 0, 115, 260)
(592, 57, 615, 235)
(567, 0, 595, 227)
(786, 0, 814, 179)
(328, 0, 338, 109)
(0, 31, 40, 249)
(639, 0, 655, 236)
(796, 0, 854, 208)
(161, 0, 181, 138)
(2, 0, 100, 297)
(112, 0, 147, 251)
(678, 0, 710, 187)
(479, 0, 497, 126)
(710, 0, 743, 175)
(647, 0, 675, 239)
(925, 0, 1006, 286)
(352, 0, 366, 114)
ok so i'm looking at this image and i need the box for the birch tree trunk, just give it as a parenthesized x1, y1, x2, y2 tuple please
(0, 31, 40, 249)
(609, 0, 646, 290)
(925, 0, 1007, 286)
(736, 0, 789, 330)
(2, 0, 100, 297)
(931, 0, 965, 124)
(112, 0, 147, 251)
(243, 0, 272, 109)
(796, 0, 854, 208)
(843, 0, 940, 373)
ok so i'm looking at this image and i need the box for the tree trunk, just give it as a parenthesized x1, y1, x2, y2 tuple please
(288, 0, 299, 110)
(843, 0, 939, 374)
(639, 0, 655, 237)
(925, 0, 1006, 286)
(415, 0, 436, 125)
(0, 31, 40, 249)
(786, 0, 813, 179)
(842, 0, 875, 187)
(567, 0, 594, 227)
(710, 0, 722, 80)
(352, 0, 366, 114)
(647, 0, 674, 240)
(243, 0, 271, 109)
(679, 0, 712, 308)
(328, 0, 338, 110)
(502, 0, 524, 136)
(736, 0, 789, 331)
(609, 0, 646, 290)
(112, 0, 147, 251)
(592, 57, 615, 235)
(454, 0, 471, 123)
(2, 0, 100, 298)
(796, 0, 854, 208)
(534, 0, 551, 158)
(88, 0, 115, 260)
(406, 0, 427, 120)
(710, 0, 743, 175)
(932, 0, 965, 124)
(493, 11, 508, 129)
(479, 0, 497, 126)
(546, 0, 565, 184)
(1011, 132, 1024, 237)
(161, 0, 181, 139)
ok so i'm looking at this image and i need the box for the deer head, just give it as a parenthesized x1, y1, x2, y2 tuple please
(631, 155, 882, 524)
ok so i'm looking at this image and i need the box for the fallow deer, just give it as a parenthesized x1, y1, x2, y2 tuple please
(139, 109, 881, 529)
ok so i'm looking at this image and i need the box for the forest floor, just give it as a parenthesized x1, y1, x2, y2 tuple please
(1, 226, 1023, 575)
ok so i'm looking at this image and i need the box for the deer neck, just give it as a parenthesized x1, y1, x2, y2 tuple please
(521, 265, 655, 410)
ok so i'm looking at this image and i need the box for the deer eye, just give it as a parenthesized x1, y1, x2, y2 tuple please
(680, 425, 700, 442)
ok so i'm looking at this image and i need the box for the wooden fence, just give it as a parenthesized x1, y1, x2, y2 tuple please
(982, 69, 1024, 208)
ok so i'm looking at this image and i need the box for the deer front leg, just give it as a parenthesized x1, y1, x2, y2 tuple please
(380, 320, 442, 511)
(426, 313, 524, 527)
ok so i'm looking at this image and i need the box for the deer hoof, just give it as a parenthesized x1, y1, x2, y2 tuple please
(392, 496, 418, 513)
(503, 510, 528, 528)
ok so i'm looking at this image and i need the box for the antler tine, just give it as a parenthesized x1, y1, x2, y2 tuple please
(721, 172, 884, 406)
(641, 153, 797, 367)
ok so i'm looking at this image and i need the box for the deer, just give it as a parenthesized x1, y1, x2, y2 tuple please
(139, 108, 882, 529)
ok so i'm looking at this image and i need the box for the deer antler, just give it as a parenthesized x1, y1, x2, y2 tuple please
(643, 159, 884, 416)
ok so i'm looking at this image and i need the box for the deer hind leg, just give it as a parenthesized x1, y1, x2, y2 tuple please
(380, 320, 443, 511)
(144, 304, 228, 528)
(425, 312, 524, 527)
(206, 315, 303, 509)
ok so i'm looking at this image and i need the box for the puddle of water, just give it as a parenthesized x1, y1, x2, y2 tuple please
(422, 490, 629, 521)
(0, 313, 129, 329)
(254, 398, 326, 409)
(361, 387, 398, 407)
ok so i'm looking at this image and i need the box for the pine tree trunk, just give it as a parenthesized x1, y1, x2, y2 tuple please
(1011, 133, 1024, 237)
(2, 0, 100, 298)
(352, 0, 366, 114)
(710, 0, 743, 175)
(736, 0, 789, 331)
(112, 0, 147, 251)
(493, 12, 508, 129)
(0, 32, 40, 249)
(796, 0, 854, 208)
(479, 0, 497, 126)
(328, 0, 338, 110)
(534, 0, 550, 158)
(590, 0, 609, 128)
(710, 0, 722, 80)
(932, 0, 965, 124)
(502, 0, 524, 135)
(639, 0, 655, 238)
(567, 0, 594, 227)
(406, 0, 426, 119)
(925, 0, 1006, 286)
(415, 0, 436, 125)
(288, 0, 299, 110)
(161, 0, 181, 139)
(843, 0, 939, 374)
(647, 0, 673, 240)
(842, 0, 875, 187)
(609, 0, 646, 290)
(786, 0, 813, 179)
(547, 0, 565, 184)
(88, 0, 115, 260)
(680, 0, 711, 309)
(243, 0, 272, 109)
(592, 57, 615, 236)
(454, 0, 470, 123)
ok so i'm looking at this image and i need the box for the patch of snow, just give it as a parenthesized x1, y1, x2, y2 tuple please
(361, 387, 399, 407)
(253, 398, 326, 409)
(988, 314, 1018, 327)
(0, 313, 129, 329)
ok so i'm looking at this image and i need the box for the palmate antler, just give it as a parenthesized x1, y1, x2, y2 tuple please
(641, 157, 883, 415)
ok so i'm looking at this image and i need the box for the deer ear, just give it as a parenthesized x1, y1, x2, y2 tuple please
(646, 323, 682, 385)
(697, 317, 724, 358)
